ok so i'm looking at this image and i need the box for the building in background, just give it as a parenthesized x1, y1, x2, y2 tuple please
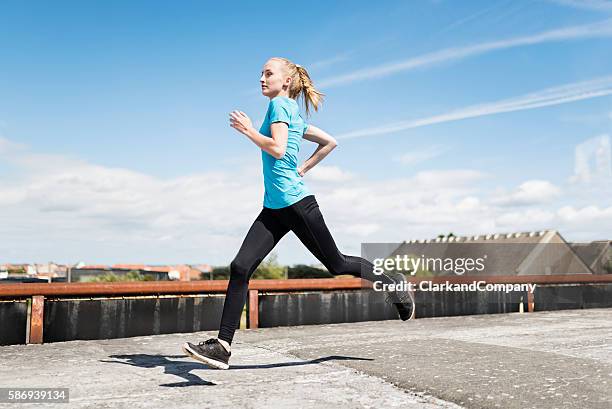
(570, 241, 612, 275)
(388, 230, 606, 276)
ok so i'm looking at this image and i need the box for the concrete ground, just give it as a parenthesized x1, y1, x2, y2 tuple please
(1, 308, 610, 409)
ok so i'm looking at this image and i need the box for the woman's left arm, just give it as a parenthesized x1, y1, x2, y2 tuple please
(229, 110, 287, 159)
(297, 124, 338, 176)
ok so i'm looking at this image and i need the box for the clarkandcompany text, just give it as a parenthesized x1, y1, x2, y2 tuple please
(373, 280, 537, 294)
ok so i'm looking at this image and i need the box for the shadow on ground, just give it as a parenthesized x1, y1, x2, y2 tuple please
(100, 354, 373, 387)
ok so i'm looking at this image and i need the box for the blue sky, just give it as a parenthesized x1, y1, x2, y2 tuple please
(0, 0, 611, 266)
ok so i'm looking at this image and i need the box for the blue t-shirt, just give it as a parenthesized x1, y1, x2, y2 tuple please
(259, 96, 311, 209)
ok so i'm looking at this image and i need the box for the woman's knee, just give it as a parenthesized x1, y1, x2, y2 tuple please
(229, 258, 251, 283)
(325, 254, 350, 276)
(327, 254, 371, 277)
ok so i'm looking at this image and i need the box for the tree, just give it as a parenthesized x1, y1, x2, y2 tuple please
(8, 266, 26, 275)
(288, 264, 333, 279)
(252, 252, 285, 279)
(209, 266, 230, 280)
(209, 252, 286, 280)
(604, 257, 612, 274)
(91, 270, 153, 282)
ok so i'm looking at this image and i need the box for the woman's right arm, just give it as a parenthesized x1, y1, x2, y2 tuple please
(298, 124, 338, 176)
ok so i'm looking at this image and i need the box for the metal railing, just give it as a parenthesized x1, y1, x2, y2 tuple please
(1, 274, 611, 344)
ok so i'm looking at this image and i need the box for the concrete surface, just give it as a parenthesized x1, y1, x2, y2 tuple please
(1, 308, 610, 408)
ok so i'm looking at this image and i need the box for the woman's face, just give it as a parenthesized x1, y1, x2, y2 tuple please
(260, 59, 290, 98)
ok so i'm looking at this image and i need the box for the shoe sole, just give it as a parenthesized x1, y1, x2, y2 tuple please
(182, 342, 230, 370)
(407, 299, 416, 320)
(406, 291, 416, 320)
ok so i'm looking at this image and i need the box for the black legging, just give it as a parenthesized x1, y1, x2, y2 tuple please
(217, 194, 398, 344)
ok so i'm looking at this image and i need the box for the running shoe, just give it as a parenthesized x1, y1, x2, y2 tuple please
(182, 338, 230, 370)
(384, 272, 416, 321)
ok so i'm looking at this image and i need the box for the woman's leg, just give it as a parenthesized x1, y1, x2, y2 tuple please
(285, 196, 414, 321)
(217, 208, 289, 344)
(285, 195, 396, 286)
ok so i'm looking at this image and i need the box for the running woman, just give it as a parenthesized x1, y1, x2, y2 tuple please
(182, 57, 414, 369)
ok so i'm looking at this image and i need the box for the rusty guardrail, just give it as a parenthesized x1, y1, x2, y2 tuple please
(2, 274, 611, 344)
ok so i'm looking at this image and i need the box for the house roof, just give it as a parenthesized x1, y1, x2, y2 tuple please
(570, 241, 612, 274)
(388, 230, 593, 276)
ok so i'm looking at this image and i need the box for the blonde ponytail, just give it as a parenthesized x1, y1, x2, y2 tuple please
(271, 57, 325, 117)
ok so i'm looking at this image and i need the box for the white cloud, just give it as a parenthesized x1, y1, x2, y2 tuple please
(342, 223, 381, 236)
(492, 180, 562, 207)
(0, 137, 26, 154)
(495, 208, 556, 227)
(0, 140, 265, 264)
(411, 169, 485, 187)
(0, 143, 487, 263)
(1, 138, 609, 265)
(311, 169, 491, 241)
(318, 170, 609, 244)
(570, 134, 612, 184)
(557, 205, 612, 222)
(456, 196, 482, 211)
(556, 205, 612, 239)
(307, 165, 354, 182)
(392, 145, 448, 166)
(492, 205, 612, 240)
(337, 76, 612, 139)
(318, 19, 612, 88)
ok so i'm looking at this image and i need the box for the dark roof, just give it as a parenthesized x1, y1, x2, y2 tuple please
(387, 230, 592, 276)
(571, 241, 612, 274)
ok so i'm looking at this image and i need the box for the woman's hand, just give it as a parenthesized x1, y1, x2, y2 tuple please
(229, 110, 254, 136)
(297, 165, 305, 177)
